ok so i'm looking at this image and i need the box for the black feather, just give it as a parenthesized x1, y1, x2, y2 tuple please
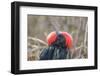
(40, 32, 69, 60)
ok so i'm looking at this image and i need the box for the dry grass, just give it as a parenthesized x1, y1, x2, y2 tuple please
(27, 15, 88, 61)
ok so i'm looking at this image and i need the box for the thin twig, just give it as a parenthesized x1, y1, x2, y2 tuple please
(84, 23, 88, 51)
(28, 36, 48, 46)
(48, 17, 60, 31)
(73, 18, 82, 47)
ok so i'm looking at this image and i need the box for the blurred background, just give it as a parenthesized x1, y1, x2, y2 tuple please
(27, 15, 88, 61)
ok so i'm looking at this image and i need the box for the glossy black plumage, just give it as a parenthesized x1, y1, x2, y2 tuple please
(40, 32, 69, 60)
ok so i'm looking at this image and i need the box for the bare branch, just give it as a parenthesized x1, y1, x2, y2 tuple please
(73, 18, 82, 47)
(48, 17, 60, 31)
(84, 23, 88, 50)
(28, 36, 48, 46)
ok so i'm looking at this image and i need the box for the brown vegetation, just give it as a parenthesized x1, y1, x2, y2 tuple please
(27, 15, 88, 61)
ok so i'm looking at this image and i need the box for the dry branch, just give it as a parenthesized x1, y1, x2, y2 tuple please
(48, 17, 60, 31)
(84, 23, 88, 50)
(73, 18, 82, 47)
(28, 36, 48, 46)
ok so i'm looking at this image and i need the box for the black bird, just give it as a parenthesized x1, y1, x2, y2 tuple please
(40, 31, 73, 60)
